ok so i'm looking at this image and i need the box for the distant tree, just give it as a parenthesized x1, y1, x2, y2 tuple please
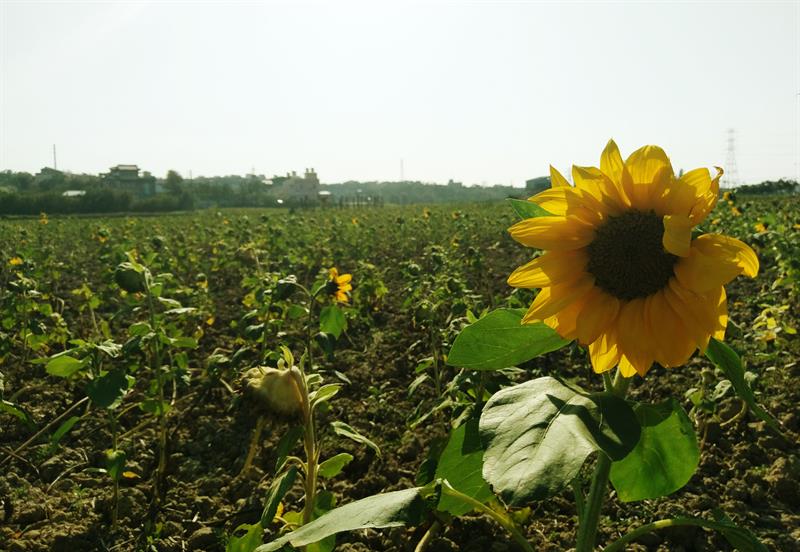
(165, 170, 184, 194)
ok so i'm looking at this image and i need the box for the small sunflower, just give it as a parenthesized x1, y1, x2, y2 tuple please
(508, 140, 759, 378)
(326, 267, 352, 303)
(8, 257, 23, 266)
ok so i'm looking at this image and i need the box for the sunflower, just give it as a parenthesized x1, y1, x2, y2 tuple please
(326, 267, 352, 303)
(508, 140, 759, 377)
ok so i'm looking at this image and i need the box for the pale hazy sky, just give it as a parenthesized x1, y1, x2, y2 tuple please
(1, 1, 798, 186)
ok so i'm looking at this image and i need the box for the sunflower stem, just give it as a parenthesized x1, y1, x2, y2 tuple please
(575, 368, 630, 552)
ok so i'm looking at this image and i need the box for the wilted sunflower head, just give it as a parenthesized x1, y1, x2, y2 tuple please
(508, 140, 759, 378)
(326, 267, 352, 303)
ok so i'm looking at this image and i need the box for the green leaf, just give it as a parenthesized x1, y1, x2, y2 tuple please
(105, 448, 127, 481)
(507, 198, 553, 219)
(318, 453, 353, 479)
(45, 355, 86, 377)
(705, 338, 784, 435)
(275, 426, 304, 472)
(139, 398, 171, 416)
(50, 416, 80, 447)
(0, 399, 34, 425)
(712, 509, 769, 552)
(255, 487, 426, 552)
(169, 336, 198, 349)
(434, 419, 492, 515)
(319, 305, 347, 339)
(261, 466, 297, 528)
(447, 309, 571, 370)
(227, 523, 264, 552)
(87, 369, 129, 409)
(330, 421, 381, 457)
(610, 399, 699, 502)
(311, 384, 342, 409)
(480, 376, 640, 504)
(604, 511, 768, 552)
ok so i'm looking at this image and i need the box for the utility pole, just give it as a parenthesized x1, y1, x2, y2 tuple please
(52, 144, 57, 170)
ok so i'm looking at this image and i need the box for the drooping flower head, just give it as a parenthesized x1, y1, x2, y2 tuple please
(508, 140, 759, 377)
(327, 267, 352, 304)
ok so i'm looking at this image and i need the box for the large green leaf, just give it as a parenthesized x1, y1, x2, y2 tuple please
(319, 305, 347, 339)
(255, 487, 426, 552)
(261, 466, 297, 527)
(480, 377, 640, 504)
(610, 399, 699, 502)
(318, 453, 353, 479)
(434, 419, 493, 515)
(86, 369, 129, 409)
(45, 355, 86, 377)
(447, 309, 571, 370)
(507, 198, 553, 219)
(227, 523, 264, 552)
(705, 338, 783, 435)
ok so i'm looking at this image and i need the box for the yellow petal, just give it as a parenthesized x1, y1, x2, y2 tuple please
(615, 298, 654, 376)
(713, 287, 728, 341)
(528, 187, 605, 225)
(507, 250, 588, 288)
(336, 273, 352, 284)
(618, 356, 640, 378)
(588, 328, 621, 374)
(599, 139, 625, 186)
(543, 295, 585, 341)
(662, 214, 693, 257)
(674, 234, 759, 293)
(572, 165, 628, 214)
(645, 290, 696, 368)
(625, 144, 674, 184)
(521, 276, 595, 323)
(624, 145, 674, 210)
(509, 216, 595, 251)
(689, 167, 722, 224)
(616, 357, 635, 378)
(575, 289, 620, 345)
(550, 165, 571, 188)
(660, 167, 711, 217)
(664, 278, 720, 351)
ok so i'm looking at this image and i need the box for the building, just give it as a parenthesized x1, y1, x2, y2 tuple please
(270, 168, 320, 204)
(525, 176, 551, 195)
(102, 165, 156, 197)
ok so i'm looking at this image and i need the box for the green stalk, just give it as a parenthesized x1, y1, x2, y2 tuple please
(145, 279, 167, 504)
(440, 482, 534, 552)
(575, 370, 630, 552)
(296, 370, 317, 527)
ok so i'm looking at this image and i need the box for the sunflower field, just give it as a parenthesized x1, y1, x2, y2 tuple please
(1, 150, 799, 551)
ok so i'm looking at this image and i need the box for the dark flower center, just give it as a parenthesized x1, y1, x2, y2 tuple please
(586, 210, 678, 301)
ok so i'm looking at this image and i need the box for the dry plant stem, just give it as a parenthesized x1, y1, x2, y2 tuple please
(0, 396, 89, 467)
(575, 370, 631, 552)
(109, 410, 119, 530)
(440, 483, 534, 552)
(240, 415, 266, 477)
(413, 520, 442, 552)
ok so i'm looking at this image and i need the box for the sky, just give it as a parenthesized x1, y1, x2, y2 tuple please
(1, 1, 798, 186)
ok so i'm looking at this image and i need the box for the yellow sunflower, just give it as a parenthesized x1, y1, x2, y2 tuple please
(327, 267, 352, 303)
(508, 140, 759, 378)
